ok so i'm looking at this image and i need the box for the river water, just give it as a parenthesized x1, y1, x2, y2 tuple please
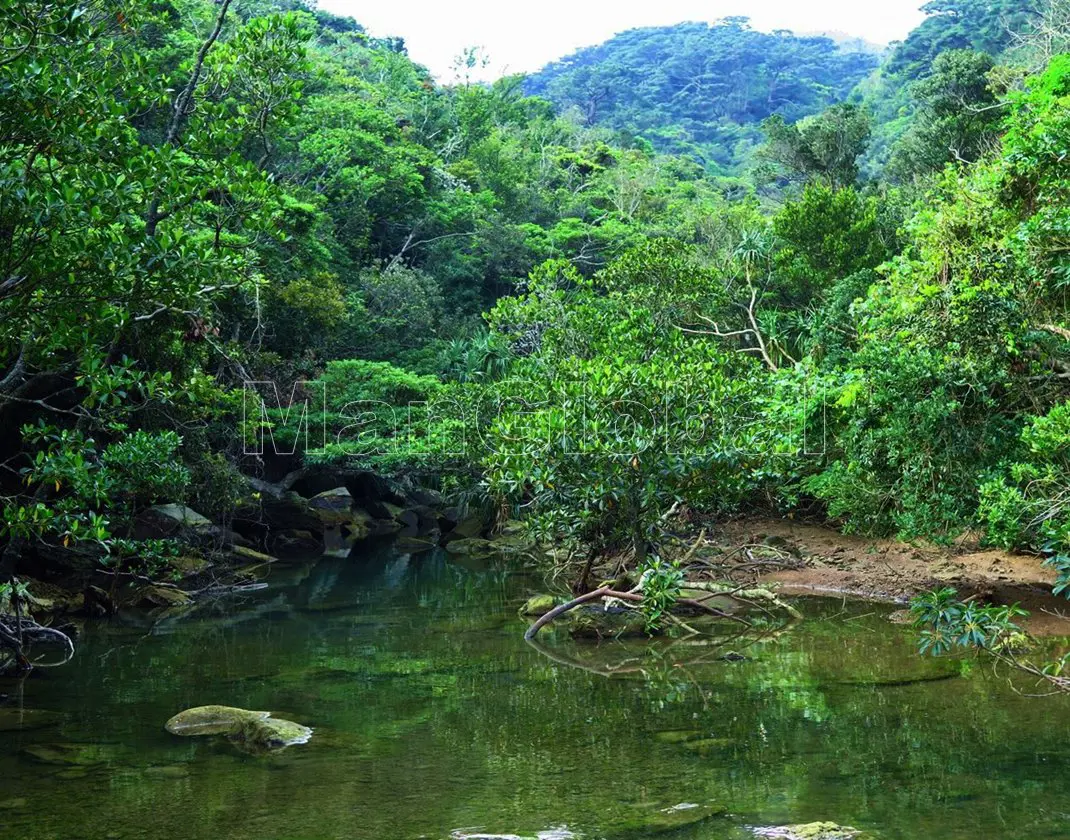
(3, 542, 1070, 839)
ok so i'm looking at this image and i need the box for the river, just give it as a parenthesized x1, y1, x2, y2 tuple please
(3, 542, 1070, 839)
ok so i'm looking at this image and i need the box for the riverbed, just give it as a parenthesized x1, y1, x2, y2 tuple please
(3, 542, 1070, 839)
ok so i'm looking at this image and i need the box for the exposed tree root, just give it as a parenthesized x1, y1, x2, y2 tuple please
(0, 614, 75, 672)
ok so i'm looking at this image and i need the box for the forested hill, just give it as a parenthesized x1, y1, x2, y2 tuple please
(523, 19, 880, 173)
(884, 0, 1036, 79)
(856, 0, 1039, 175)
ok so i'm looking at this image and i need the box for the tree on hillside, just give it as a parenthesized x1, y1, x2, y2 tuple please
(757, 103, 872, 188)
(890, 49, 1005, 178)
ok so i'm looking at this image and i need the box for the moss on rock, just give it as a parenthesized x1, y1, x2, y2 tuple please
(165, 705, 271, 737)
(519, 594, 557, 616)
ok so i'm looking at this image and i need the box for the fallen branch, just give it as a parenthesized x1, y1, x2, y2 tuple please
(680, 581, 804, 620)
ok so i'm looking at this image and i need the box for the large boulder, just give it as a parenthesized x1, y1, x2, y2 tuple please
(134, 504, 213, 540)
(343, 470, 408, 507)
(22, 742, 121, 767)
(259, 491, 321, 533)
(307, 487, 355, 526)
(271, 529, 323, 555)
(443, 510, 489, 543)
(407, 486, 444, 507)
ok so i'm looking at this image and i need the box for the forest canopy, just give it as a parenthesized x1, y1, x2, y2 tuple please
(5, 0, 1070, 660)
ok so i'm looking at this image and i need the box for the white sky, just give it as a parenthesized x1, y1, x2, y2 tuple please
(317, 0, 929, 81)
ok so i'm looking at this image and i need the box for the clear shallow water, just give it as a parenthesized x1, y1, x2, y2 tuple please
(4, 544, 1070, 839)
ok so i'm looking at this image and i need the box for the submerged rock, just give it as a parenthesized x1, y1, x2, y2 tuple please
(21, 742, 117, 767)
(680, 736, 736, 754)
(165, 705, 271, 737)
(0, 708, 62, 732)
(611, 802, 726, 837)
(753, 823, 870, 840)
(394, 535, 437, 553)
(143, 764, 191, 779)
(165, 705, 312, 753)
(653, 728, 703, 744)
(231, 716, 313, 753)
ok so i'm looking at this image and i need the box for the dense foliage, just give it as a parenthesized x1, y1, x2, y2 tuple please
(7, 0, 1070, 663)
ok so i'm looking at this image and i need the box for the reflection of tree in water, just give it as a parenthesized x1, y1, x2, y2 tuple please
(525, 617, 801, 708)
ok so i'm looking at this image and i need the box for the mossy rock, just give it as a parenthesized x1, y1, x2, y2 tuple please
(519, 594, 557, 616)
(134, 504, 213, 539)
(753, 822, 871, 840)
(230, 545, 279, 565)
(230, 716, 312, 754)
(564, 605, 654, 639)
(133, 585, 192, 608)
(165, 705, 311, 753)
(307, 487, 355, 526)
(272, 529, 323, 555)
(444, 537, 497, 557)
(165, 705, 271, 737)
(171, 554, 210, 576)
(445, 511, 488, 540)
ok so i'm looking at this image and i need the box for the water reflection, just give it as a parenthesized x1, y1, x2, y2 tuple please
(1, 545, 1069, 840)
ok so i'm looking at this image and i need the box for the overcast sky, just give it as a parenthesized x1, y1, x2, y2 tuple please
(316, 0, 929, 81)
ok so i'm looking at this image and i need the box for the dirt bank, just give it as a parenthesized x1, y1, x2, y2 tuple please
(704, 517, 1055, 602)
(697, 518, 1070, 635)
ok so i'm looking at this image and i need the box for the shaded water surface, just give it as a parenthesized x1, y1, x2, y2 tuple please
(3, 544, 1070, 839)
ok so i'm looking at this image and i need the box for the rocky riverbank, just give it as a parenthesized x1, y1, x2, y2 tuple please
(3, 465, 501, 631)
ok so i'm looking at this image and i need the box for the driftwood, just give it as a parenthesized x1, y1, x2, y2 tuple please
(522, 578, 789, 641)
